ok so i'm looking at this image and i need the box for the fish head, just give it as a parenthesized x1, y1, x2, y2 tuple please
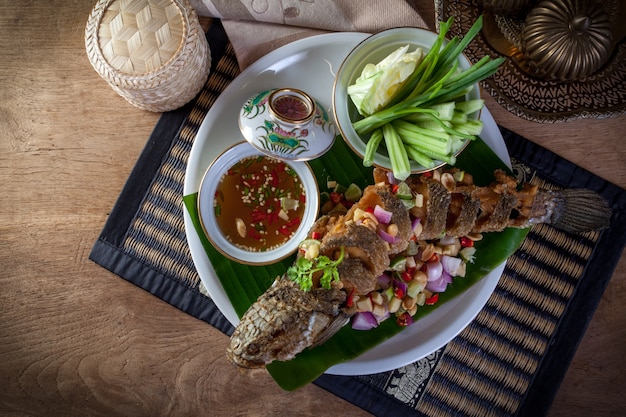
(226, 278, 346, 368)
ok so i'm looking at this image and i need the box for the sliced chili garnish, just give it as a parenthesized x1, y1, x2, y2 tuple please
(396, 312, 414, 327)
(425, 293, 439, 305)
(460, 237, 474, 248)
(394, 287, 405, 299)
(345, 288, 356, 308)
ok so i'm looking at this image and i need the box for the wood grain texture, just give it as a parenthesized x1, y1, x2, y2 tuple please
(0, 1, 624, 416)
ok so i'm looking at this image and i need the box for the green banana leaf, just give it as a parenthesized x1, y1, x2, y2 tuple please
(183, 136, 529, 391)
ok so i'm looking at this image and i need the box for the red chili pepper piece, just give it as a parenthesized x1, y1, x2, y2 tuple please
(401, 271, 413, 282)
(425, 293, 439, 305)
(270, 169, 281, 187)
(286, 217, 301, 228)
(396, 312, 413, 327)
(394, 287, 405, 299)
(365, 206, 374, 213)
(311, 231, 322, 240)
(460, 237, 474, 248)
(330, 192, 342, 204)
(391, 184, 399, 194)
(251, 210, 266, 222)
(345, 288, 356, 308)
(427, 253, 439, 263)
(422, 171, 433, 178)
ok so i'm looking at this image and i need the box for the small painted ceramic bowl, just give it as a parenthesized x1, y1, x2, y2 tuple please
(197, 142, 319, 265)
(333, 27, 481, 174)
(239, 88, 336, 161)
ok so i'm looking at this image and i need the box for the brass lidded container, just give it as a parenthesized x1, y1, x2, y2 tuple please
(521, 0, 614, 81)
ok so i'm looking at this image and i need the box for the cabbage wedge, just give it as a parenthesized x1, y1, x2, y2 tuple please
(347, 45, 424, 117)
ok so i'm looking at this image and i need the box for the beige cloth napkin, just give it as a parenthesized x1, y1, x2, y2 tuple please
(189, 0, 435, 69)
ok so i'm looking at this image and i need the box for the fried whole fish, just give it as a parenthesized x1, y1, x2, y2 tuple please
(226, 168, 611, 369)
(379, 167, 612, 239)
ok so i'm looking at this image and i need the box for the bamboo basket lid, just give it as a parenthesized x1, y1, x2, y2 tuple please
(85, 0, 211, 112)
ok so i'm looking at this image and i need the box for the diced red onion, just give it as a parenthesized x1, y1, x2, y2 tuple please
(411, 217, 422, 235)
(441, 255, 463, 276)
(387, 171, 399, 185)
(377, 225, 399, 243)
(394, 278, 408, 295)
(438, 235, 457, 246)
(426, 261, 443, 282)
(377, 273, 392, 290)
(373, 205, 393, 224)
(425, 270, 452, 293)
(351, 311, 379, 330)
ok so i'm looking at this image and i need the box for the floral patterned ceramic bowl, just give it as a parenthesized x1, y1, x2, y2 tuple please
(238, 88, 336, 161)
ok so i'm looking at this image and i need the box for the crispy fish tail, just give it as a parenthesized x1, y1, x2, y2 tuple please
(529, 188, 612, 233)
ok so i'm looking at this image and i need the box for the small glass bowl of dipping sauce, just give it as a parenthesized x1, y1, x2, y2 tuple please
(197, 142, 319, 265)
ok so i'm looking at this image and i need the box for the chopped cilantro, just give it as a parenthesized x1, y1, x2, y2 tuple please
(286, 246, 345, 291)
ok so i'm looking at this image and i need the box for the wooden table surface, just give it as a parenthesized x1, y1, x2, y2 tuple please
(1, 2, 625, 416)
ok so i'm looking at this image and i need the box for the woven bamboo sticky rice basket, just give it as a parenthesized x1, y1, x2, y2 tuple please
(85, 0, 211, 112)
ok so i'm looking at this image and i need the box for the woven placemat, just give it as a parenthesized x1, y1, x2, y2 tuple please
(90, 19, 626, 417)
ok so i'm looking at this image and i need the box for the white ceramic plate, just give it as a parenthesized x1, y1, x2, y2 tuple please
(183, 32, 511, 376)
